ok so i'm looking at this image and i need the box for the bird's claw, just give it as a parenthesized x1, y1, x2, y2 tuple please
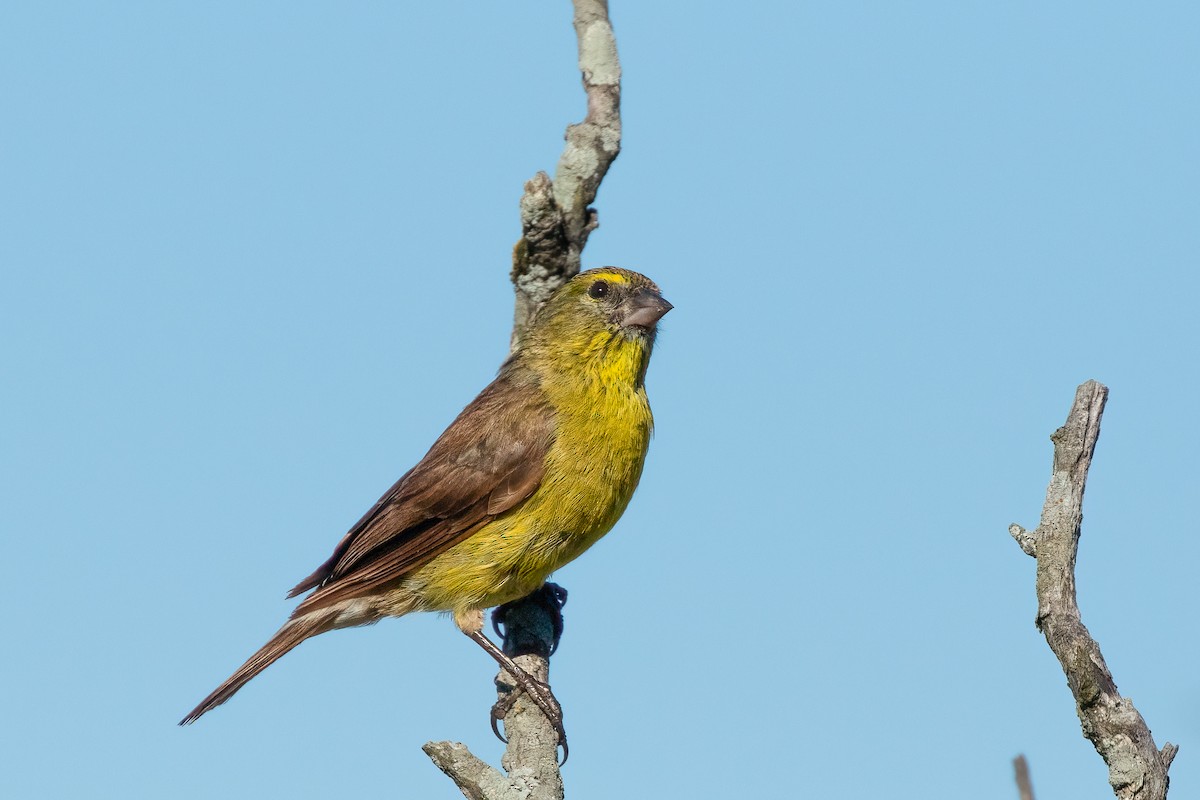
(489, 671, 569, 764)
(490, 694, 515, 743)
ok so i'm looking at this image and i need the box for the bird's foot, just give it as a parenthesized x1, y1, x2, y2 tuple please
(490, 664, 568, 764)
(469, 583, 570, 762)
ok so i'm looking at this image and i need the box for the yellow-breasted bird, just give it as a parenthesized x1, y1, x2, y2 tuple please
(180, 267, 671, 743)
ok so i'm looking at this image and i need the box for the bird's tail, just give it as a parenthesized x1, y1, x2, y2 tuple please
(179, 610, 337, 725)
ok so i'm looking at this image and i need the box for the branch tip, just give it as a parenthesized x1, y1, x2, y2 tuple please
(1013, 754, 1037, 800)
(1009, 523, 1038, 557)
(1160, 743, 1179, 771)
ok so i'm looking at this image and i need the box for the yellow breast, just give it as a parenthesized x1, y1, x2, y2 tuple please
(408, 328, 654, 613)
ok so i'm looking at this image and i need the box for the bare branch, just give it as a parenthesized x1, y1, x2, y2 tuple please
(510, 0, 622, 346)
(426, 1, 622, 794)
(1013, 754, 1036, 800)
(423, 742, 512, 800)
(1010, 380, 1176, 799)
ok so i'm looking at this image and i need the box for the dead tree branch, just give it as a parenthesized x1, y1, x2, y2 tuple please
(1013, 754, 1036, 800)
(510, 0, 621, 348)
(424, 1, 622, 796)
(1009, 380, 1177, 799)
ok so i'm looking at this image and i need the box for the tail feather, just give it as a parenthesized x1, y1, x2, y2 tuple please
(179, 613, 334, 725)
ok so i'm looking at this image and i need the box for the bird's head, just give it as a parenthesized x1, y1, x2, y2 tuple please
(523, 267, 671, 385)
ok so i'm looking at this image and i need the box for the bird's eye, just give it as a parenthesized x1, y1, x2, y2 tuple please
(588, 280, 609, 299)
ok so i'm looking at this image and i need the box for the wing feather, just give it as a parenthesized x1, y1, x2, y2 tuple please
(287, 366, 554, 613)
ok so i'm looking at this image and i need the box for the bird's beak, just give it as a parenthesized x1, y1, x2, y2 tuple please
(619, 288, 673, 330)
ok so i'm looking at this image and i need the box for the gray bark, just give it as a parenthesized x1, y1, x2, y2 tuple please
(1010, 380, 1177, 799)
(1012, 754, 1035, 800)
(509, 0, 621, 350)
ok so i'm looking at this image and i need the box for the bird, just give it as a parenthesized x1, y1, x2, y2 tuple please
(180, 267, 671, 746)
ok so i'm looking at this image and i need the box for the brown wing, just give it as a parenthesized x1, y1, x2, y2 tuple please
(287, 365, 554, 616)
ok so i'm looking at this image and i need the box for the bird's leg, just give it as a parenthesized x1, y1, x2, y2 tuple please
(463, 628, 564, 740)
(488, 583, 569, 762)
(455, 587, 569, 762)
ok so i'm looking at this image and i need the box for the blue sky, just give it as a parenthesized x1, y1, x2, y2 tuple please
(3, 3, 1198, 798)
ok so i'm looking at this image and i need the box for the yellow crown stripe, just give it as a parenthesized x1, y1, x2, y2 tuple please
(586, 270, 632, 285)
